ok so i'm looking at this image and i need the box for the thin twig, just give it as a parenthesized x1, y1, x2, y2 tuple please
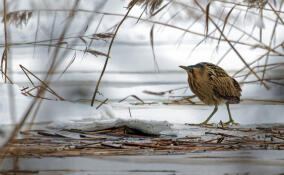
(3, 0, 8, 83)
(0, 69, 13, 84)
(261, 2, 283, 81)
(233, 43, 283, 77)
(20, 65, 64, 101)
(90, 0, 138, 106)
(1, 9, 282, 55)
(235, 63, 284, 79)
(194, 0, 269, 90)
(119, 95, 145, 104)
(267, 2, 284, 25)
(150, 24, 159, 71)
(96, 98, 108, 109)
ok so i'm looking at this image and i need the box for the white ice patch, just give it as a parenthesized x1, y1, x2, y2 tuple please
(43, 102, 175, 136)
(48, 118, 175, 136)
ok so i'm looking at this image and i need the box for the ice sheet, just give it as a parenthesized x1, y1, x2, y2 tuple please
(48, 118, 174, 136)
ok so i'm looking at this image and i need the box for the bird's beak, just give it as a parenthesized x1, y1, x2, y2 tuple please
(180, 65, 193, 73)
(179, 65, 188, 70)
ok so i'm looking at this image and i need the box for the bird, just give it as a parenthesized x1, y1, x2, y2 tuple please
(179, 62, 242, 126)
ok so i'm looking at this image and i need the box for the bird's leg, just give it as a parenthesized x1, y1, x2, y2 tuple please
(224, 103, 239, 126)
(199, 105, 218, 126)
(187, 105, 218, 126)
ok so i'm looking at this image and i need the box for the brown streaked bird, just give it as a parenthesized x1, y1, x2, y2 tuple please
(179, 62, 242, 126)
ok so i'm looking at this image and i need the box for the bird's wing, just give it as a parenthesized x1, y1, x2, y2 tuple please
(232, 78, 242, 92)
(202, 62, 242, 103)
(201, 62, 229, 77)
(209, 76, 242, 103)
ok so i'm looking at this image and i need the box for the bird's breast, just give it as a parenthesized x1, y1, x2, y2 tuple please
(187, 78, 221, 106)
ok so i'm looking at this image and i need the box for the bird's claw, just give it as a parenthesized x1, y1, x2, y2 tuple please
(223, 120, 239, 126)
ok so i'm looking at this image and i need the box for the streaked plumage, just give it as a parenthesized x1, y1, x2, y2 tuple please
(180, 62, 242, 125)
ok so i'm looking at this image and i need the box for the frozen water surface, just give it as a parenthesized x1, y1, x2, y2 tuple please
(1, 150, 284, 175)
(1, 67, 283, 173)
(1, 80, 283, 175)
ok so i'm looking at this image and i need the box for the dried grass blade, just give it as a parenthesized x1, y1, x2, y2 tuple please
(87, 49, 109, 58)
(20, 65, 64, 100)
(261, 2, 282, 81)
(259, 9, 263, 42)
(205, 2, 211, 38)
(1, 48, 6, 77)
(59, 51, 76, 78)
(90, 0, 138, 106)
(48, 12, 57, 54)
(33, 11, 40, 58)
(127, 0, 140, 9)
(2, 10, 276, 55)
(227, 10, 241, 37)
(217, 5, 236, 46)
(143, 90, 165, 96)
(268, 2, 284, 25)
(176, 14, 204, 47)
(194, 0, 269, 90)
(3, 0, 8, 83)
(189, 28, 218, 58)
(265, 79, 284, 86)
(151, 1, 171, 17)
(233, 43, 282, 77)
(119, 95, 145, 104)
(0, 69, 13, 84)
(150, 24, 159, 71)
(79, 36, 88, 52)
(96, 98, 108, 109)
(20, 64, 36, 87)
(217, 33, 245, 65)
(88, 15, 104, 48)
(136, 6, 147, 23)
(92, 33, 114, 39)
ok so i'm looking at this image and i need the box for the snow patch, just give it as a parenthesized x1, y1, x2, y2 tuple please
(48, 118, 175, 136)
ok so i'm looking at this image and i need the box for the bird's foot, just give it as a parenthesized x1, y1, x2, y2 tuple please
(223, 120, 239, 126)
(186, 122, 215, 127)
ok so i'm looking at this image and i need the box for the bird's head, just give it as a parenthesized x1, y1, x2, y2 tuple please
(179, 63, 205, 79)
